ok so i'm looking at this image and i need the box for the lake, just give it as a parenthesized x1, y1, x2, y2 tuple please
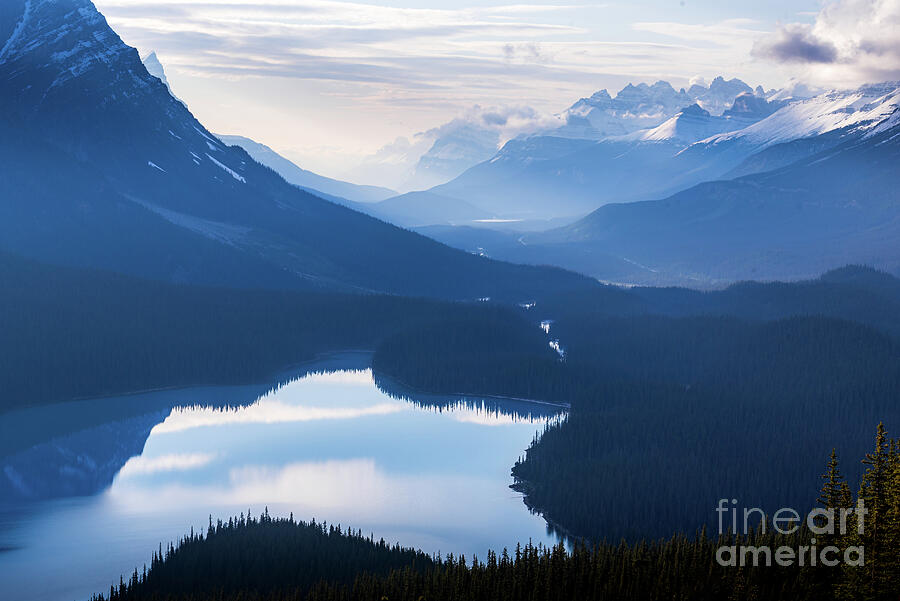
(0, 353, 564, 601)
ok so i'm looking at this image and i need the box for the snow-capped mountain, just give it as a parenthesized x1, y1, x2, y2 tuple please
(430, 104, 900, 286)
(0, 0, 592, 300)
(699, 82, 900, 150)
(557, 76, 756, 140)
(347, 77, 759, 196)
(405, 120, 501, 191)
(682, 81, 900, 180)
(692, 76, 757, 115)
(526, 108, 900, 285)
(427, 81, 899, 221)
(429, 89, 778, 219)
(429, 81, 900, 285)
(142, 51, 171, 93)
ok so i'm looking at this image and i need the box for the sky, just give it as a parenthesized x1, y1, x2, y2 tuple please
(93, 0, 900, 184)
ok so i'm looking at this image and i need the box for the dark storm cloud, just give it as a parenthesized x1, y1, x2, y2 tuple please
(752, 24, 838, 64)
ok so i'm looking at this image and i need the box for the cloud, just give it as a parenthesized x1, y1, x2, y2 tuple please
(119, 452, 217, 476)
(347, 103, 562, 189)
(502, 42, 550, 64)
(93, 0, 818, 182)
(752, 24, 838, 63)
(633, 19, 767, 46)
(752, 0, 900, 86)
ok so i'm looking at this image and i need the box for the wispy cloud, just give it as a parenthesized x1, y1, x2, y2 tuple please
(119, 452, 218, 476)
(93, 0, 867, 181)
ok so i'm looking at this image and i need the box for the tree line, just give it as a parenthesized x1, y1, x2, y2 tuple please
(0, 251, 531, 412)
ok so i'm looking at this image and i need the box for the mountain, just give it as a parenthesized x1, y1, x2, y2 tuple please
(556, 76, 756, 140)
(692, 76, 756, 115)
(422, 82, 900, 285)
(0, 0, 595, 301)
(625, 98, 771, 144)
(137, 53, 396, 203)
(428, 81, 899, 222)
(141, 51, 172, 93)
(347, 76, 757, 208)
(404, 120, 501, 191)
(429, 100, 776, 219)
(427, 79, 771, 220)
(185, 131, 490, 228)
(217, 135, 396, 203)
(186, 133, 492, 229)
(520, 107, 900, 285)
(342, 114, 506, 193)
(685, 82, 900, 177)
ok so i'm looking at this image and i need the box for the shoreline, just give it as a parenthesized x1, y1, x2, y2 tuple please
(0, 349, 377, 418)
(371, 371, 572, 411)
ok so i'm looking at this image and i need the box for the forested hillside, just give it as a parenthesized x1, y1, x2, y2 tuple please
(373, 269, 900, 540)
(0, 252, 522, 412)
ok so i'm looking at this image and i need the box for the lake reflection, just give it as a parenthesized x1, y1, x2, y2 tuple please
(0, 356, 563, 601)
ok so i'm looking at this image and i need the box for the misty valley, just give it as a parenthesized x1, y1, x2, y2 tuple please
(2, 0, 900, 599)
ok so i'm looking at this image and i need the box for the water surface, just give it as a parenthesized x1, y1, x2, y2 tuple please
(0, 355, 562, 601)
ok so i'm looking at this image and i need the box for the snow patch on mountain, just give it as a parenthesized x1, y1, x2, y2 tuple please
(206, 154, 246, 183)
(0, 0, 32, 63)
(701, 83, 900, 149)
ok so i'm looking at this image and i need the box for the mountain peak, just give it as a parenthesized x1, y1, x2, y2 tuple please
(651, 80, 676, 92)
(0, 0, 160, 119)
(142, 51, 170, 88)
(681, 103, 711, 117)
(722, 92, 776, 119)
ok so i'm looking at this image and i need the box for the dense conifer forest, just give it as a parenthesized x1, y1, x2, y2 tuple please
(372, 268, 900, 540)
(94, 425, 900, 601)
(7, 250, 900, 561)
(0, 252, 530, 412)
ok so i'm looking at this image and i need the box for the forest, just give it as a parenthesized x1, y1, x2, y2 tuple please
(6, 251, 900, 554)
(93, 425, 900, 601)
(372, 267, 900, 540)
(0, 251, 531, 412)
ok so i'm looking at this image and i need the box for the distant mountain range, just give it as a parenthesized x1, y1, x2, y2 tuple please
(3, 0, 896, 290)
(0, 0, 594, 301)
(213, 133, 494, 228)
(375, 77, 788, 224)
(425, 80, 799, 220)
(424, 82, 900, 285)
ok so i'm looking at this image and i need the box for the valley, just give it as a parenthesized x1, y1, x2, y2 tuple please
(1, 0, 899, 600)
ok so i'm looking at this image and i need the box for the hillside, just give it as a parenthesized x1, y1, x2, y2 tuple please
(0, 0, 594, 301)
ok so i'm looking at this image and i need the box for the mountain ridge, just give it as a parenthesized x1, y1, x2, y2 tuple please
(0, 0, 596, 301)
